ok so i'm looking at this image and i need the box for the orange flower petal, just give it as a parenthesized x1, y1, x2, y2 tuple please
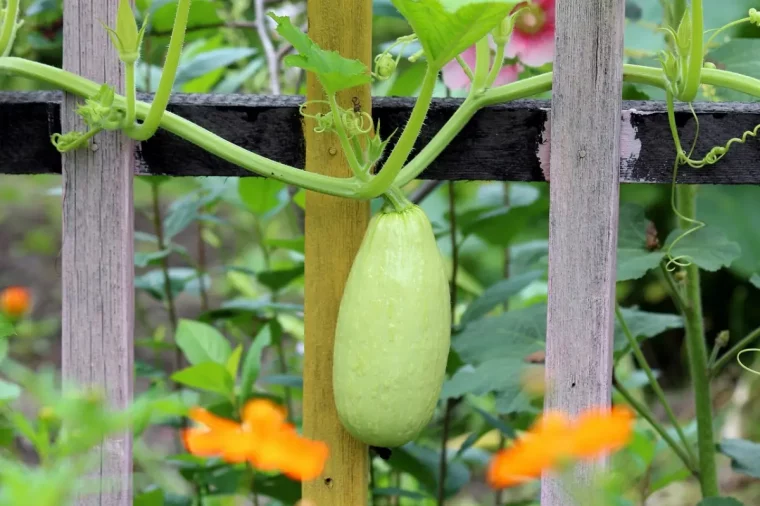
(569, 405, 633, 459)
(242, 399, 288, 432)
(188, 407, 241, 433)
(0, 286, 31, 317)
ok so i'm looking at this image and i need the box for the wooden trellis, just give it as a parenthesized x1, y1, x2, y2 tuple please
(1, 0, 760, 505)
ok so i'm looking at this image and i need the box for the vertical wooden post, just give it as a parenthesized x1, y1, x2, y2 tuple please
(542, 0, 625, 503)
(302, 0, 372, 505)
(61, 1, 134, 505)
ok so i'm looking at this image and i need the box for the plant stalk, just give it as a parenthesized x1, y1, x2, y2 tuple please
(711, 325, 760, 375)
(676, 184, 719, 498)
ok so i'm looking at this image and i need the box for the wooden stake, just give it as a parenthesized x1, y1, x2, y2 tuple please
(61, 1, 134, 505)
(542, 0, 625, 503)
(301, 0, 372, 504)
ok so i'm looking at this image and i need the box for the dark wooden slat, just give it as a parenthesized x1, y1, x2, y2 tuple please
(2, 91, 760, 184)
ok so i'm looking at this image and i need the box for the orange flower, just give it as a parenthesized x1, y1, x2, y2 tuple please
(487, 405, 633, 490)
(182, 399, 329, 481)
(0, 286, 31, 318)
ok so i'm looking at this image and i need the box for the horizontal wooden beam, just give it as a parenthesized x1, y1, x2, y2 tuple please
(2, 91, 760, 184)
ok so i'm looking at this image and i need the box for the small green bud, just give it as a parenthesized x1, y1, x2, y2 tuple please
(492, 10, 520, 45)
(675, 9, 692, 53)
(703, 61, 716, 69)
(750, 8, 760, 27)
(103, 0, 149, 63)
(716, 330, 730, 348)
(374, 53, 397, 80)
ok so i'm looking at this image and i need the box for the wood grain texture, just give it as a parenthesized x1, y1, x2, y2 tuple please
(301, 0, 370, 504)
(541, 0, 625, 504)
(61, 2, 134, 505)
(3, 92, 760, 184)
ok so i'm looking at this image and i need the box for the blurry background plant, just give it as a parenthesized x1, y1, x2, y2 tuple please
(1, 0, 760, 505)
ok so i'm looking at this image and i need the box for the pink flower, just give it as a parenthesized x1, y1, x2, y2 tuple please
(441, 46, 522, 91)
(505, 0, 555, 68)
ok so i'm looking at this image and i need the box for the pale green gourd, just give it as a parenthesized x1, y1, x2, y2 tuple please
(333, 203, 451, 447)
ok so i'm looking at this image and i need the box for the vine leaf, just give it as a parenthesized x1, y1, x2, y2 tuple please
(617, 203, 665, 281)
(268, 13, 371, 95)
(391, 0, 519, 69)
(664, 227, 741, 272)
(750, 273, 760, 289)
(696, 499, 744, 506)
(719, 439, 760, 479)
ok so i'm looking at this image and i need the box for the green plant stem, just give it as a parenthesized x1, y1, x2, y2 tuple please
(5, 58, 760, 197)
(355, 64, 439, 198)
(615, 304, 697, 466)
(382, 184, 413, 213)
(437, 182, 459, 506)
(660, 262, 687, 313)
(472, 37, 491, 91)
(124, 61, 137, 128)
(485, 42, 506, 89)
(676, 184, 719, 498)
(327, 93, 365, 179)
(0, 0, 20, 57)
(679, 0, 703, 102)
(710, 325, 760, 376)
(126, 0, 191, 140)
(614, 378, 698, 476)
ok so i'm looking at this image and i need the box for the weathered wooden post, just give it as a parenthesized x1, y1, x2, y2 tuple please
(302, 0, 372, 504)
(542, 0, 625, 503)
(61, 1, 134, 504)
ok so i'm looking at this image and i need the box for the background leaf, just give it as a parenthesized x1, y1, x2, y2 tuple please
(175, 319, 232, 366)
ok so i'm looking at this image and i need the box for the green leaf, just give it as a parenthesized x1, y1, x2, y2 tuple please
(0, 315, 15, 339)
(452, 303, 546, 365)
(665, 227, 741, 272)
(697, 499, 745, 506)
(265, 237, 305, 254)
(134, 249, 171, 268)
(199, 298, 304, 322)
(390, 0, 518, 69)
(617, 202, 664, 281)
(238, 178, 288, 216)
(175, 319, 232, 366)
(150, 0, 223, 34)
(257, 265, 305, 292)
(239, 323, 273, 403)
(719, 439, 760, 479)
(0, 379, 21, 402)
(269, 13, 372, 95)
(0, 339, 7, 364)
(387, 443, 470, 498)
(260, 374, 303, 389)
(750, 274, 760, 289)
(171, 362, 234, 397)
(176, 47, 258, 86)
(226, 345, 243, 380)
(453, 302, 681, 366)
(134, 488, 165, 506)
(471, 404, 515, 438)
(459, 270, 543, 325)
(254, 474, 302, 503)
(441, 357, 525, 399)
(614, 308, 684, 354)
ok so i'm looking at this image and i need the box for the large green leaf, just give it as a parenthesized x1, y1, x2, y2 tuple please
(171, 362, 235, 397)
(0, 379, 21, 402)
(614, 308, 684, 353)
(387, 443, 470, 498)
(0, 315, 15, 339)
(175, 319, 232, 366)
(706, 35, 760, 102)
(719, 439, 760, 479)
(617, 202, 664, 281)
(238, 178, 288, 217)
(459, 270, 543, 325)
(391, 0, 518, 69)
(664, 227, 741, 272)
(452, 303, 546, 365)
(454, 303, 682, 366)
(698, 186, 760, 278)
(239, 323, 273, 403)
(270, 14, 371, 95)
(441, 357, 524, 399)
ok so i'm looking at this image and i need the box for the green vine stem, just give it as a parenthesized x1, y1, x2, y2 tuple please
(679, 0, 703, 103)
(677, 183, 719, 498)
(353, 64, 439, 199)
(3, 58, 760, 199)
(710, 325, 760, 376)
(0, 0, 21, 57)
(615, 304, 697, 467)
(613, 377, 699, 476)
(126, 0, 191, 140)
